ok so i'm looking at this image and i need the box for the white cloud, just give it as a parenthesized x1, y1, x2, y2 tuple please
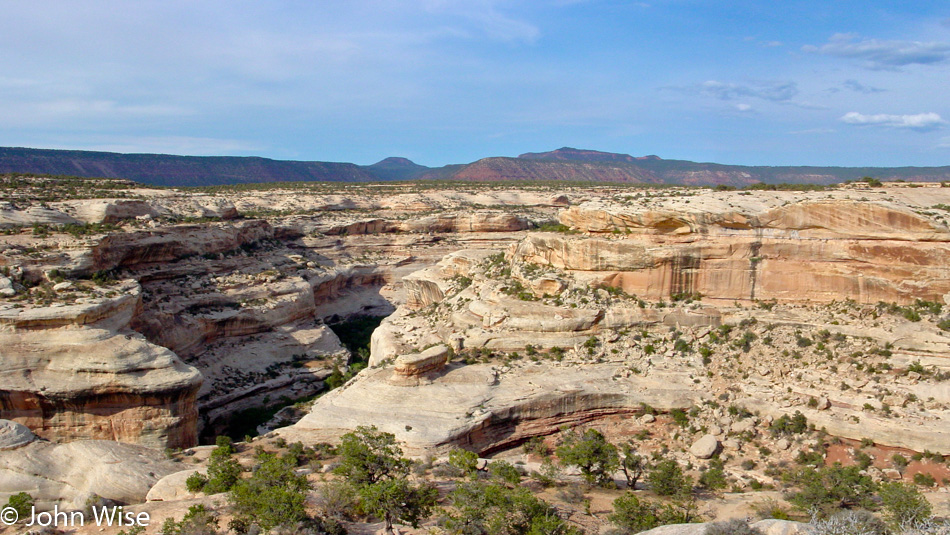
(804, 33, 950, 70)
(840, 112, 946, 131)
(735, 103, 754, 112)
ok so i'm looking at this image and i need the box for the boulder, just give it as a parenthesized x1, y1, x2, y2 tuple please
(146, 468, 205, 501)
(393, 345, 451, 378)
(753, 519, 812, 535)
(0, 276, 14, 297)
(689, 434, 720, 459)
(0, 420, 35, 450)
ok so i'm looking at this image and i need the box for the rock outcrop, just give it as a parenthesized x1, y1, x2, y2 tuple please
(0, 420, 35, 450)
(390, 345, 451, 385)
(0, 283, 202, 449)
(0, 438, 182, 510)
(530, 196, 950, 304)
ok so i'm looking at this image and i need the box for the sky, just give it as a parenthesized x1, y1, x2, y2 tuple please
(2, 1, 950, 168)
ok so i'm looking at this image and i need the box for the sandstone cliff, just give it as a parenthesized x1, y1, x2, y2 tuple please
(0, 284, 201, 449)
(542, 195, 950, 304)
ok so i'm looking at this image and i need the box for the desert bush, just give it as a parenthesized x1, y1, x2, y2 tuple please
(785, 464, 877, 517)
(880, 482, 933, 526)
(556, 428, 619, 486)
(444, 481, 581, 535)
(4, 492, 33, 518)
(159, 504, 219, 535)
(448, 448, 479, 477)
(313, 480, 360, 523)
(609, 492, 700, 534)
(229, 452, 310, 531)
(705, 518, 763, 535)
(488, 460, 523, 485)
(809, 510, 886, 535)
(647, 459, 692, 497)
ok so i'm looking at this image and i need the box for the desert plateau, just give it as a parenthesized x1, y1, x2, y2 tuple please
(0, 174, 948, 534)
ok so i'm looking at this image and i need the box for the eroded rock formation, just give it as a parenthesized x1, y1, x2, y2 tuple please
(0, 283, 201, 449)
(543, 197, 950, 304)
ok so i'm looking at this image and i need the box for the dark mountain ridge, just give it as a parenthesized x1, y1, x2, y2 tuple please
(1, 145, 948, 187)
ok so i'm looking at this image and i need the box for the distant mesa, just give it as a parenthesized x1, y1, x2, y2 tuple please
(1, 145, 949, 187)
(518, 146, 661, 163)
(364, 156, 431, 181)
(371, 156, 423, 168)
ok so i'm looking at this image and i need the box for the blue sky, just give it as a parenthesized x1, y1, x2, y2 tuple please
(1, 1, 949, 167)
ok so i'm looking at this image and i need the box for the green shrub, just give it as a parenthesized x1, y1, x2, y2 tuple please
(785, 464, 877, 517)
(698, 467, 727, 490)
(445, 481, 581, 535)
(4, 492, 33, 519)
(556, 428, 619, 487)
(159, 504, 218, 535)
(185, 471, 209, 493)
(705, 518, 763, 535)
(228, 452, 310, 531)
(488, 460, 523, 485)
(771, 411, 808, 435)
(879, 481, 933, 526)
(334, 425, 410, 486)
(203, 444, 242, 494)
(448, 448, 479, 478)
(647, 459, 692, 497)
(609, 492, 700, 533)
(670, 408, 690, 427)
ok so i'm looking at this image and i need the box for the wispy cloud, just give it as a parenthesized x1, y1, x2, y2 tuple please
(840, 112, 946, 131)
(804, 33, 950, 70)
(842, 79, 885, 94)
(699, 80, 798, 102)
(423, 0, 540, 43)
(790, 128, 836, 135)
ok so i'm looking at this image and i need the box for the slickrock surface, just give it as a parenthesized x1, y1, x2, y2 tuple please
(0, 438, 181, 510)
(286, 361, 698, 456)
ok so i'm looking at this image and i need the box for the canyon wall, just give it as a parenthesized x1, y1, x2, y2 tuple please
(532, 199, 950, 304)
(0, 284, 201, 449)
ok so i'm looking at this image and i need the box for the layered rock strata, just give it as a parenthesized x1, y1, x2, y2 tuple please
(545, 196, 950, 304)
(0, 284, 202, 449)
